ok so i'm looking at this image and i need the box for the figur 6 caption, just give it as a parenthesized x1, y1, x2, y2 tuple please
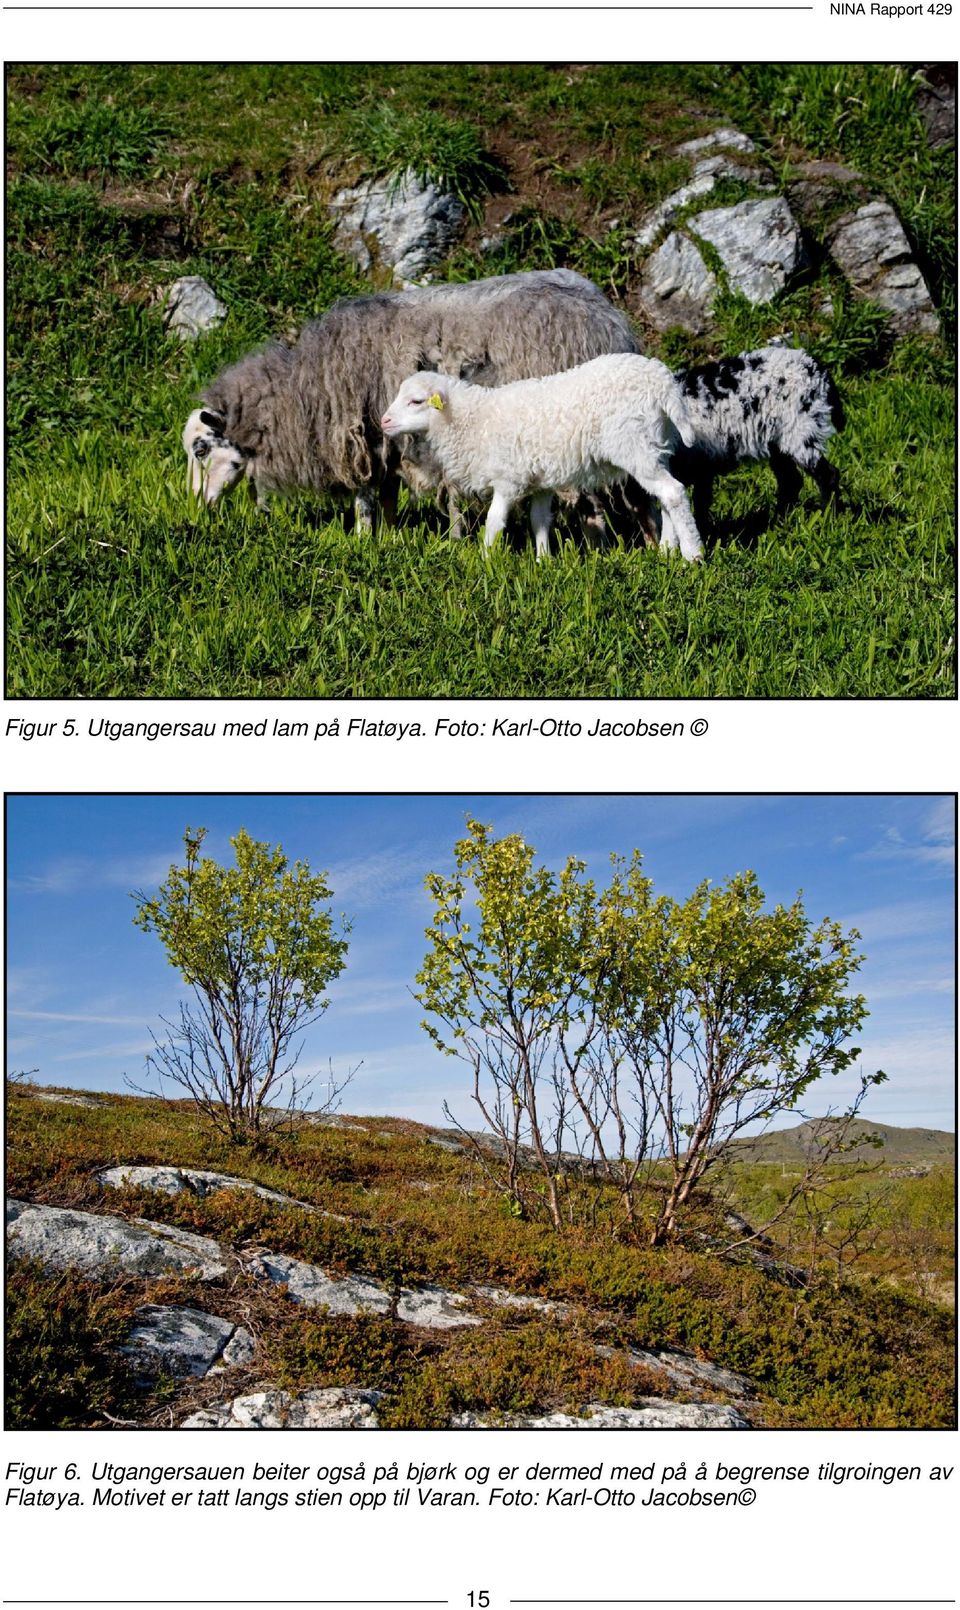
(7, 1459, 950, 1513)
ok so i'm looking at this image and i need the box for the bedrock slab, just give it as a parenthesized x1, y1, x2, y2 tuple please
(6, 1200, 228, 1280)
(609, 1345, 756, 1399)
(244, 1248, 481, 1329)
(453, 1399, 750, 1429)
(692, 196, 804, 303)
(182, 1386, 382, 1429)
(97, 1164, 319, 1213)
(121, 1305, 255, 1380)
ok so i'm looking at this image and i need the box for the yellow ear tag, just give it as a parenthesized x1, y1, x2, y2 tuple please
(428, 392, 444, 411)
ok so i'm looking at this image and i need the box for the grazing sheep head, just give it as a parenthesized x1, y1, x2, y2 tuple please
(182, 407, 248, 504)
(381, 372, 450, 439)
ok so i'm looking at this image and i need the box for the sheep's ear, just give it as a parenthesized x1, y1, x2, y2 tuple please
(459, 351, 489, 382)
(199, 409, 225, 432)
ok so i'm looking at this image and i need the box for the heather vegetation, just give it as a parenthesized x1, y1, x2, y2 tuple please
(6, 1084, 954, 1429)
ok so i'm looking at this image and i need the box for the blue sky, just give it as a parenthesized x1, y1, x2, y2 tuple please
(6, 793, 955, 1132)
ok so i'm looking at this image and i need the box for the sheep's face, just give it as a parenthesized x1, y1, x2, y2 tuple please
(381, 373, 449, 439)
(182, 408, 247, 504)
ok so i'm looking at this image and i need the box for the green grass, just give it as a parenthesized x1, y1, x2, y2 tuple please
(341, 105, 502, 213)
(6, 1086, 955, 1429)
(6, 64, 955, 698)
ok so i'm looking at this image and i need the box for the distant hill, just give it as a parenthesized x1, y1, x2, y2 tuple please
(728, 1119, 955, 1168)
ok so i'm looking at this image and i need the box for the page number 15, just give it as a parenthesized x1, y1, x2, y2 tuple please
(468, 1593, 490, 1606)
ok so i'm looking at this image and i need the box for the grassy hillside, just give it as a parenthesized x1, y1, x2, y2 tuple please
(5, 1084, 955, 1429)
(728, 1118, 956, 1166)
(6, 64, 955, 698)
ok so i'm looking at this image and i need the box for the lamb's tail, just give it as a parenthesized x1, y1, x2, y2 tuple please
(648, 362, 697, 448)
(823, 366, 846, 433)
(664, 393, 697, 450)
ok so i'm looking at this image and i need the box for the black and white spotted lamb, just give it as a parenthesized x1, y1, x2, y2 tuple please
(659, 345, 844, 550)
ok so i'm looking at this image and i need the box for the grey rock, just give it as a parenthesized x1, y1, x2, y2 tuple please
(453, 1399, 750, 1429)
(396, 1284, 482, 1329)
(182, 1386, 382, 1429)
(473, 1285, 565, 1316)
(786, 158, 867, 226)
(121, 1305, 255, 1380)
(330, 170, 466, 280)
(636, 155, 773, 250)
(305, 1114, 367, 1132)
(163, 276, 227, 341)
(244, 1248, 481, 1329)
(245, 1248, 392, 1316)
(6, 1199, 228, 1281)
(916, 68, 955, 149)
(426, 1135, 468, 1154)
(619, 1346, 756, 1399)
(637, 231, 717, 333)
(676, 127, 757, 157)
(32, 1090, 103, 1108)
(826, 202, 939, 335)
(692, 196, 804, 303)
(97, 1164, 321, 1215)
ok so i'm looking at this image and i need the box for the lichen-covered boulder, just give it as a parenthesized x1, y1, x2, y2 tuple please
(182, 1386, 382, 1429)
(244, 1248, 481, 1329)
(676, 127, 757, 157)
(163, 276, 227, 341)
(453, 1400, 750, 1429)
(691, 196, 804, 304)
(637, 231, 717, 333)
(6, 1200, 228, 1281)
(826, 202, 939, 335)
(121, 1306, 255, 1380)
(330, 170, 465, 281)
(97, 1164, 318, 1213)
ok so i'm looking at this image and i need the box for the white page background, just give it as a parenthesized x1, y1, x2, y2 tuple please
(2, 11, 957, 1607)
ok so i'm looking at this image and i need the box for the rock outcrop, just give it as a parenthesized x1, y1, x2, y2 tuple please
(453, 1400, 750, 1429)
(6, 1200, 228, 1281)
(182, 1386, 383, 1429)
(330, 170, 465, 282)
(691, 196, 804, 304)
(121, 1305, 255, 1381)
(637, 231, 717, 333)
(244, 1247, 482, 1329)
(97, 1164, 323, 1215)
(915, 65, 956, 150)
(826, 202, 939, 335)
(617, 1346, 756, 1400)
(163, 276, 227, 340)
(31, 1090, 104, 1108)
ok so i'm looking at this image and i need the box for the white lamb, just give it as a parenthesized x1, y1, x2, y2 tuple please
(380, 353, 703, 560)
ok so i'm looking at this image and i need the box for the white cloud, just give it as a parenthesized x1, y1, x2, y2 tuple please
(9, 1008, 147, 1026)
(325, 845, 434, 911)
(837, 898, 952, 945)
(12, 848, 180, 897)
(326, 974, 415, 1017)
(857, 800, 955, 872)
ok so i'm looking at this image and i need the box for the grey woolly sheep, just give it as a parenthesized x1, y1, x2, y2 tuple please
(660, 345, 844, 549)
(182, 268, 640, 532)
(381, 354, 703, 560)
